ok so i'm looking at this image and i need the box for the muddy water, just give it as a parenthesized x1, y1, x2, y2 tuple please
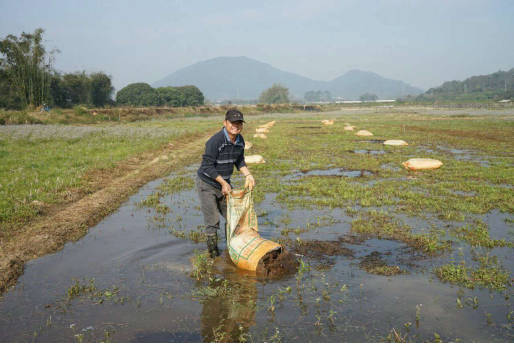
(1, 169, 513, 342)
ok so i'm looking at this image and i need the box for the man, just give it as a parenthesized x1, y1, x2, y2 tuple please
(196, 109, 256, 258)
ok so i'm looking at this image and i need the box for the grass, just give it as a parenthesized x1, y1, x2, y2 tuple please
(189, 250, 213, 281)
(157, 175, 195, 194)
(452, 219, 514, 249)
(0, 119, 219, 233)
(434, 255, 511, 291)
(170, 227, 207, 243)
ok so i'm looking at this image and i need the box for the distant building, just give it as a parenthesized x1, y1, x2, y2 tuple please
(498, 99, 511, 103)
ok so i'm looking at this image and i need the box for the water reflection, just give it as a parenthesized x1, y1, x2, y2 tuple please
(200, 279, 257, 342)
(200, 253, 258, 342)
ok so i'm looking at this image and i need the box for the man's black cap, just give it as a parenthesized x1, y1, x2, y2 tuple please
(225, 109, 245, 123)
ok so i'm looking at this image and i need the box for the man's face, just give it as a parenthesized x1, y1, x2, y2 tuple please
(224, 120, 243, 135)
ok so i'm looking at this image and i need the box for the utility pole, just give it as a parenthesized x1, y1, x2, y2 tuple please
(464, 84, 467, 94)
(505, 80, 507, 92)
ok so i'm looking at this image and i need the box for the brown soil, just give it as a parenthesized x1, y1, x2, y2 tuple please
(0, 130, 218, 296)
(256, 249, 299, 277)
(358, 251, 407, 276)
(0, 256, 24, 295)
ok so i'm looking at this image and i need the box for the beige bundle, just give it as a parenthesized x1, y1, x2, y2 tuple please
(402, 158, 443, 171)
(245, 155, 265, 164)
(253, 133, 267, 139)
(383, 140, 408, 146)
(355, 130, 373, 136)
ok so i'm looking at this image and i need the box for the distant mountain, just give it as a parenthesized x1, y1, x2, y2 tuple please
(152, 56, 423, 100)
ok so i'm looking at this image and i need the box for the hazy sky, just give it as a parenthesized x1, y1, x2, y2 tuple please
(1, 0, 513, 92)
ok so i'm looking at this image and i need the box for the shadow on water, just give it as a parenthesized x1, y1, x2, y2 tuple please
(0, 165, 513, 342)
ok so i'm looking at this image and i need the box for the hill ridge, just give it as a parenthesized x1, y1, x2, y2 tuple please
(152, 56, 424, 100)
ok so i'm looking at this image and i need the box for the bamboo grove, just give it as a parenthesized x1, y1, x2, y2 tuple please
(0, 28, 114, 110)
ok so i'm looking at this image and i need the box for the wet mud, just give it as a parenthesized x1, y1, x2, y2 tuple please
(0, 256, 24, 294)
(292, 240, 354, 259)
(358, 251, 407, 276)
(256, 249, 299, 277)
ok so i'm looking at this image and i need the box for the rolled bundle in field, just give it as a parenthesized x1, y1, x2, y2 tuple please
(255, 128, 270, 133)
(245, 155, 265, 164)
(344, 125, 356, 131)
(244, 141, 253, 150)
(322, 120, 334, 125)
(259, 121, 275, 129)
(227, 188, 282, 271)
(384, 140, 408, 146)
(253, 133, 267, 139)
(402, 158, 443, 171)
(355, 130, 373, 136)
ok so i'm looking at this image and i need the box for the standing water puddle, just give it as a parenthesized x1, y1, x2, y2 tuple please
(417, 145, 492, 167)
(349, 149, 387, 155)
(354, 139, 385, 144)
(284, 168, 375, 181)
(0, 167, 513, 342)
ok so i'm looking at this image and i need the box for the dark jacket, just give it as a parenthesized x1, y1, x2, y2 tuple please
(197, 128, 246, 189)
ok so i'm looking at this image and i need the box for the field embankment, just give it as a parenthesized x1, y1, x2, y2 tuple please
(0, 104, 327, 125)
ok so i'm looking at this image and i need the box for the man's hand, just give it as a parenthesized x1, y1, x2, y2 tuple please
(240, 166, 255, 190)
(221, 181, 232, 196)
(245, 174, 256, 190)
(215, 175, 232, 196)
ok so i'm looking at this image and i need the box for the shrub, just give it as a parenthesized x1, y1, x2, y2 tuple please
(73, 106, 90, 116)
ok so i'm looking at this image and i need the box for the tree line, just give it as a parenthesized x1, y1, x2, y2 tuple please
(359, 92, 378, 102)
(116, 83, 204, 107)
(422, 68, 514, 101)
(304, 90, 332, 102)
(1, 28, 205, 110)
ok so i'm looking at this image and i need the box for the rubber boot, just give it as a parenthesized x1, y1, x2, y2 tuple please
(207, 235, 220, 258)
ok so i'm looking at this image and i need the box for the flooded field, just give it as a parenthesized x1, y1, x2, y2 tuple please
(1, 110, 513, 342)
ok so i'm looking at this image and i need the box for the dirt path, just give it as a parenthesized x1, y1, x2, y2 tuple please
(0, 130, 217, 295)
